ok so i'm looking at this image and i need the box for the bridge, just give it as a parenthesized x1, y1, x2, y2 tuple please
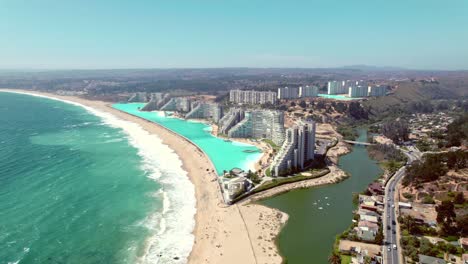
(343, 140, 374, 146)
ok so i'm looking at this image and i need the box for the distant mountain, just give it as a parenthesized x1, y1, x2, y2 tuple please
(339, 65, 408, 71)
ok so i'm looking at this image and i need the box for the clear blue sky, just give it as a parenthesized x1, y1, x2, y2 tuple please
(1, 0, 467, 70)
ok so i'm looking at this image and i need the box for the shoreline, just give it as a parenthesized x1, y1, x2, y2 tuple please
(0, 89, 352, 264)
(0, 89, 287, 264)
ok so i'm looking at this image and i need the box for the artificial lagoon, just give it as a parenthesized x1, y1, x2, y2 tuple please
(112, 103, 262, 175)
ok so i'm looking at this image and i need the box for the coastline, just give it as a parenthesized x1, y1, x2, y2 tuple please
(0, 89, 286, 264)
(0, 89, 352, 264)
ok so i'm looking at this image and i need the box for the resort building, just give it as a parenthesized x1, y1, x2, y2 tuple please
(227, 109, 285, 145)
(160, 97, 192, 112)
(270, 121, 316, 177)
(327, 81, 347, 95)
(299, 85, 319, 98)
(229, 89, 277, 105)
(367, 85, 387, 97)
(218, 108, 246, 135)
(348, 85, 369, 98)
(221, 168, 253, 203)
(277, 87, 300, 100)
(141, 93, 171, 111)
(128, 92, 148, 102)
(185, 102, 223, 122)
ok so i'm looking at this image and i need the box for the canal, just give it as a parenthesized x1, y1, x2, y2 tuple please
(261, 129, 382, 264)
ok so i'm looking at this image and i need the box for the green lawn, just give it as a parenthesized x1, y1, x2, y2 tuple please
(262, 139, 280, 151)
(341, 255, 352, 264)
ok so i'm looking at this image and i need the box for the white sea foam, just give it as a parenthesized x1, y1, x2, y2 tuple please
(3, 91, 196, 264)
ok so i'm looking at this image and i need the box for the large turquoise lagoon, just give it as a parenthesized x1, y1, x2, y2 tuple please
(112, 103, 262, 175)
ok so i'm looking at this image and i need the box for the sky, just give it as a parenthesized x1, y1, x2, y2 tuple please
(1, 0, 468, 70)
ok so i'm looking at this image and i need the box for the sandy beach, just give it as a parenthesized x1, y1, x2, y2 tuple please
(0, 89, 287, 264)
(0, 89, 352, 264)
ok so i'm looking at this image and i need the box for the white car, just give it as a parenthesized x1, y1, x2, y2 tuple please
(392, 204, 395, 208)
(388, 246, 391, 251)
(393, 244, 397, 250)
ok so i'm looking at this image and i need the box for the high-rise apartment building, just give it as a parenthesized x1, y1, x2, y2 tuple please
(218, 108, 246, 135)
(327, 81, 347, 94)
(185, 102, 223, 122)
(227, 110, 285, 145)
(368, 85, 387, 97)
(348, 85, 369, 98)
(299, 85, 319, 98)
(229, 89, 277, 105)
(278, 87, 300, 99)
(270, 121, 316, 177)
(141, 93, 171, 111)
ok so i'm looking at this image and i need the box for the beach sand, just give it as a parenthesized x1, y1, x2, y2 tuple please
(0, 89, 286, 264)
(0, 89, 351, 264)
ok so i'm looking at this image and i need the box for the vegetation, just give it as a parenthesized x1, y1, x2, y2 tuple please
(445, 113, 468, 147)
(381, 120, 409, 143)
(402, 151, 467, 186)
(337, 125, 357, 141)
(262, 139, 280, 151)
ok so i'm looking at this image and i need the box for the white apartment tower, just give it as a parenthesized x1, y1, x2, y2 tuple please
(270, 121, 316, 177)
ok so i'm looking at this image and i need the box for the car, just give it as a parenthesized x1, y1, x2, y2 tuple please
(393, 230, 396, 234)
(388, 246, 391, 251)
(392, 204, 395, 208)
(393, 244, 397, 250)
(387, 225, 391, 230)
(392, 220, 396, 225)
(388, 198, 390, 201)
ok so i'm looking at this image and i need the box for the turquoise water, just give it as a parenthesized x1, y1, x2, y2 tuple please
(0, 92, 195, 264)
(317, 93, 361, 100)
(261, 129, 382, 264)
(112, 103, 262, 175)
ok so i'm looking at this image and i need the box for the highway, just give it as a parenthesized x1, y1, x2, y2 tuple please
(383, 148, 420, 264)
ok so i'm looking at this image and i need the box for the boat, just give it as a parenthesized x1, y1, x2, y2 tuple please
(224, 139, 232, 142)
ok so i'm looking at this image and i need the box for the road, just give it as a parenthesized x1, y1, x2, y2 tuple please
(383, 148, 420, 264)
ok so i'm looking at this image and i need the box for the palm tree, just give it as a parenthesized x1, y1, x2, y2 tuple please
(328, 252, 341, 264)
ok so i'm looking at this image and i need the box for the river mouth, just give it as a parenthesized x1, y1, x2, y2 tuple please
(261, 128, 383, 264)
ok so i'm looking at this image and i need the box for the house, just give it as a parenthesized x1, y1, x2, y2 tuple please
(356, 227, 377, 242)
(462, 254, 468, 264)
(460, 237, 468, 250)
(360, 214, 379, 223)
(358, 220, 379, 229)
(222, 176, 252, 202)
(418, 254, 446, 264)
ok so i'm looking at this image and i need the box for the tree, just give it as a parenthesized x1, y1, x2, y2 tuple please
(456, 214, 468, 237)
(299, 100, 307, 108)
(453, 192, 465, 204)
(381, 120, 409, 143)
(328, 252, 341, 264)
(436, 200, 457, 235)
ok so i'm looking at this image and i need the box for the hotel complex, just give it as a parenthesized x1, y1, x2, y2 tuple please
(277, 87, 300, 100)
(229, 89, 277, 105)
(299, 85, 319, 98)
(186, 102, 223, 122)
(368, 85, 387, 97)
(227, 109, 286, 145)
(270, 121, 316, 177)
(348, 85, 369, 98)
(141, 93, 171, 111)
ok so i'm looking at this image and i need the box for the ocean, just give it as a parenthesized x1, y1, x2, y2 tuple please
(0, 92, 196, 264)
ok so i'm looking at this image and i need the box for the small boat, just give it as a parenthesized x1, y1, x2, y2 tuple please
(242, 149, 259, 153)
(224, 139, 232, 142)
(318, 207, 323, 210)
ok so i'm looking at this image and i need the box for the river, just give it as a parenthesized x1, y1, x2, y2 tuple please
(261, 128, 383, 264)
